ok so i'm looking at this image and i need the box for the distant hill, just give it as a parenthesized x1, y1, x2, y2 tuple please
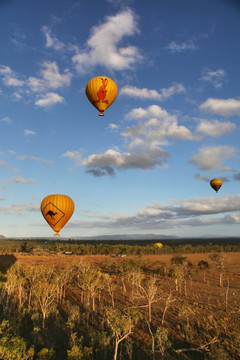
(71, 234, 177, 241)
(0, 235, 6, 239)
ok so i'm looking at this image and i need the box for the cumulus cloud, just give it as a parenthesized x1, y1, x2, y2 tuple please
(199, 68, 226, 88)
(189, 145, 236, 171)
(120, 83, 185, 101)
(35, 92, 65, 107)
(124, 104, 197, 146)
(28, 61, 72, 93)
(62, 104, 200, 176)
(72, 9, 141, 73)
(82, 148, 171, 170)
(0, 65, 24, 87)
(200, 98, 240, 116)
(4, 176, 37, 184)
(41, 25, 64, 51)
(1, 62, 71, 108)
(196, 119, 236, 137)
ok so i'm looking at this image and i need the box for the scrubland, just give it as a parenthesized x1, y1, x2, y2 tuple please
(0, 240, 240, 359)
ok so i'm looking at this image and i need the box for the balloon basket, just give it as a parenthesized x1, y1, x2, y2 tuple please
(54, 233, 60, 237)
(98, 112, 104, 116)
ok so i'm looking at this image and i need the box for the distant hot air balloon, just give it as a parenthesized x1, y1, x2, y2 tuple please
(210, 178, 222, 193)
(85, 76, 118, 116)
(155, 242, 163, 249)
(41, 194, 74, 237)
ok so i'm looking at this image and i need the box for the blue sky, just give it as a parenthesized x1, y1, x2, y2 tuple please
(0, 0, 240, 238)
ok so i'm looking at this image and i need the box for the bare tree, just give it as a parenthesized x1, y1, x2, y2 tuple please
(132, 275, 161, 323)
(103, 273, 117, 308)
(209, 253, 228, 287)
(161, 292, 176, 324)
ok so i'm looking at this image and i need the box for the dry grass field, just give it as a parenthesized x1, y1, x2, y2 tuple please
(9, 251, 240, 272)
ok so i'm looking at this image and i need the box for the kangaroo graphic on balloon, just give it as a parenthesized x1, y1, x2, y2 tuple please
(93, 78, 108, 105)
(46, 210, 58, 219)
(86, 76, 118, 116)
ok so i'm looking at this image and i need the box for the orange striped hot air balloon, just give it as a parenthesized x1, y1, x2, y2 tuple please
(210, 178, 222, 193)
(40, 194, 74, 236)
(85, 76, 118, 116)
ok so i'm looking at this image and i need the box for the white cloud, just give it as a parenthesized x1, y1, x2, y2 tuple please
(41, 25, 64, 51)
(61, 150, 82, 166)
(189, 145, 236, 171)
(4, 176, 37, 184)
(62, 104, 200, 176)
(108, 123, 119, 131)
(0, 203, 39, 214)
(0, 160, 9, 169)
(1, 116, 12, 125)
(72, 9, 141, 73)
(196, 118, 236, 137)
(67, 194, 240, 230)
(62, 147, 171, 176)
(0, 62, 71, 108)
(120, 83, 185, 101)
(199, 68, 226, 88)
(24, 129, 36, 137)
(0, 65, 24, 87)
(17, 155, 54, 164)
(165, 40, 197, 53)
(195, 174, 209, 182)
(82, 148, 170, 170)
(28, 61, 72, 93)
(200, 98, 240, 116)
(124, 104, 197, 147)
(35, 92, 65, 107)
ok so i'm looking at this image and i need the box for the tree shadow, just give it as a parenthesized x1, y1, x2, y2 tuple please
(0, 254, 17, 274)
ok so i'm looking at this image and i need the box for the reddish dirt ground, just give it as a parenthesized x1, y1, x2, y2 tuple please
(5, 252, 240, 273)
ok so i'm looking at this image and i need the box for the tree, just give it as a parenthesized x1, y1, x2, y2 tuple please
(32, 266, 58, 328)
(74, 263, 103, 311)
(105, 307, 140, 360)
(36, 348, 56, 360)
(155, 326, 172, 359)
(0, 319, 34, 360)
(103, 273, 117, 308)
(131, 275, 161, 323)
(209, 253, 228, 287)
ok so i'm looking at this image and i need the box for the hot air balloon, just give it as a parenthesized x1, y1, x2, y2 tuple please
(85, 76, 118, 116)
(210, 178, 222, 193)
(155, 242, 163, 248)
(41, 194, 74, 237)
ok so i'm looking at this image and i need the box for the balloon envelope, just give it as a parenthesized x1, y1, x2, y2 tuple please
(86, 76, 118, 116)
(41, 194, 74, 236)
(155, 242, 163, 248)
(210, 178, 222, 193)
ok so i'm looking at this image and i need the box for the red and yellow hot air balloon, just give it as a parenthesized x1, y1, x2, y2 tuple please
(86, 76, 118, 116)
(210, 178, 222, 193)
(41, 194, 74, 237)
